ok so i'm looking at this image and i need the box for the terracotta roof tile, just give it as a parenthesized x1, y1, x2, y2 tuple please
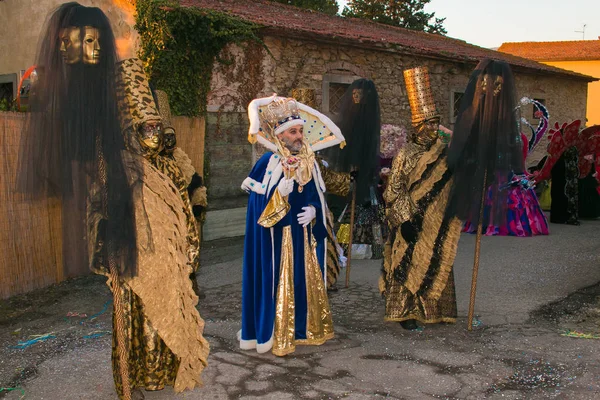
(179, 0, 596, 81)
(498, 40, 600, 62)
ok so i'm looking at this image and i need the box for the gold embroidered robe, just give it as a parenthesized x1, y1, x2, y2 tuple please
(380, 140, 461, 324)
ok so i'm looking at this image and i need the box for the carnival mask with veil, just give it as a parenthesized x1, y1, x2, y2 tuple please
(444, 59, 524, 227)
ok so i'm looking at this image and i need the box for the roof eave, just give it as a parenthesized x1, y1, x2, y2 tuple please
(261, 27, 598, 82)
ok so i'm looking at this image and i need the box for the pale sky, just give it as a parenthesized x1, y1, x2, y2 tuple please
(337, 0, 600, 48)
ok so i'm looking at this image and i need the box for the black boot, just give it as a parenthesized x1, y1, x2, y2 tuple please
(399, 319, 418, 330)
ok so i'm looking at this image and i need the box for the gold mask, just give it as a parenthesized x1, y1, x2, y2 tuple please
(414, 118, 440, 146)
(82, 26, 101, 65)
(480, 74, 503, 97)
(59, 27, 82, 64)
(352, 88, 363, 104)
(163, 128, 177, 154)
(138, 122, 164, 153)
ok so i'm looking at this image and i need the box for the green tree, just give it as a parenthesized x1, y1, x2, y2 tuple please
(269, 0, 339, 16)
(342, 0, 446, 34)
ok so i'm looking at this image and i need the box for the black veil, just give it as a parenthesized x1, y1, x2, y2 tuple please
(445, 59, 524, 227)
(17, 3, 137, 277)
(323, 78, 381, 203)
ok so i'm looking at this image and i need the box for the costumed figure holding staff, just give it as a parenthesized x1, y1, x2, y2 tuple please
(322, 79, 382, 287)
(380, 66, 460, 330)
(17, 3, 209, 399)
(443, 59, 525, 330)
(240, 95, 345, 356)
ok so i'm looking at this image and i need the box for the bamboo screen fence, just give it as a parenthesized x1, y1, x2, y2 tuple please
(0, 112, 63, 299)
(172, 116, 205, 177)
(0, 112, 205, 299)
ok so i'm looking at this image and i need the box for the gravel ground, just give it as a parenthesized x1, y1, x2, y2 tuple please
(1, 221, 599, 399)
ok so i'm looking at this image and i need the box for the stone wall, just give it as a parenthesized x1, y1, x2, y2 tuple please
(512, 74, 588, 166)
(206, 35, 589, 199)
(204, 111, 252, 210)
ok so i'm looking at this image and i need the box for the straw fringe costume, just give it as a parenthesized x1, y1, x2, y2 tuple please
(115, 58, 201, 273)
(88, 59, 209, 398)
(380, 67, 460, 324)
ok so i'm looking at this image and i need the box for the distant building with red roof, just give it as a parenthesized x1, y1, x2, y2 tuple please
(499, 39, 600, 125)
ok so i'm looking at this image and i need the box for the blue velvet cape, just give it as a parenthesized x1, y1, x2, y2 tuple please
(240, 152, 327, 351)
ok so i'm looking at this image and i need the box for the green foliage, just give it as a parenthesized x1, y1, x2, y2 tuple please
(0, 98, 21, 112)
(136, 0, 262, 116)
(343, 0, 446, 34)
(268, 0, 339, 15)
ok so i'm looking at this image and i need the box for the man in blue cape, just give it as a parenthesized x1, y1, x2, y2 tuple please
(239, 95, 345, 356)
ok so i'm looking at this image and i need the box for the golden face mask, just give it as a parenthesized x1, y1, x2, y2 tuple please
(138, 122, 164, 153)
(163, 128, 177, 153)
(82, 26, 101, 65)
(480, 74, 503, 97)
(415, 118, 440, 146)
(493, 76, 503, 96)
(59, 27, 82, 64)
(352, 88, 363, 104)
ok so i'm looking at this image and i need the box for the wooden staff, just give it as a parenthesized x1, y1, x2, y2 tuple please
(345, 168, 357, 288)
(108, 260, 132, 400)
(467, 171, 488, 331)
(99, 153, 131, 400)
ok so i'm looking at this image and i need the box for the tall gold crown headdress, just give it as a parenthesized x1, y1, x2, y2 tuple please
(403, 66, 439, 126)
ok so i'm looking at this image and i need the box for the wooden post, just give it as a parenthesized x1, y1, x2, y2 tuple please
(108, 260, 132, 400)
(467, 172, 488, 330)
(345, 170, 357, 288)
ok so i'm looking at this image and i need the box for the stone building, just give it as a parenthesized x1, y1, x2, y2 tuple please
(185, 0, 595, 221)
(1, 0, 596, 240)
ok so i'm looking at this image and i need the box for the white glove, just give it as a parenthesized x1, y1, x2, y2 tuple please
(297, 206, 316, 227)
(277, 178, 294, 196)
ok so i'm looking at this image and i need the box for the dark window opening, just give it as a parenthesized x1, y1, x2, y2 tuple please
(452, 91, 464, 121)
(328, 82, 350, 114)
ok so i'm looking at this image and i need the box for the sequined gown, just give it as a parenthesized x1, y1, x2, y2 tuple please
(87, 58, 209, 398)
(380, 139, 461, 324)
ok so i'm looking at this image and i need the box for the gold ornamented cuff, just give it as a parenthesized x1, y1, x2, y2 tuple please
(258, 189, 290, 228)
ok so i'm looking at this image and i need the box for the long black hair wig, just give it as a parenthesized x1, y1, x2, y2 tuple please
(325, 78, 381, 203)
(17, 2, 137, 276)
(445, 59, 524, 227)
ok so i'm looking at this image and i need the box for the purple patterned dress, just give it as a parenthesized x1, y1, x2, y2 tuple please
(462, 184, 549, 236)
